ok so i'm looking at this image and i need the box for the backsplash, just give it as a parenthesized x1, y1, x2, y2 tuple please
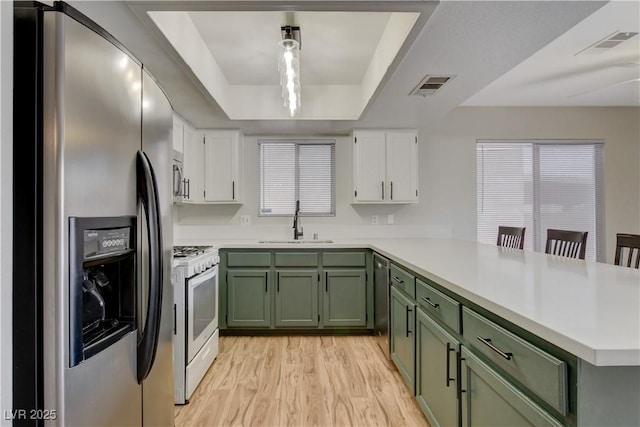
(174, 224, 453, 244)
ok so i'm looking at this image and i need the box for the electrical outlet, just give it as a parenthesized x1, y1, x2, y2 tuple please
(387, 214, 394, 225)
(240, 215, 250, 225)
(372, 215, 379, 225)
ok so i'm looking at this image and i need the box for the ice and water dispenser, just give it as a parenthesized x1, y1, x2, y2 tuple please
(69, 217, 137, 367)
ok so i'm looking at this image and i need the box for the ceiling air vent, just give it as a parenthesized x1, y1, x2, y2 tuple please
(576, 31, 638, 56)
(410, 75, 455, 96)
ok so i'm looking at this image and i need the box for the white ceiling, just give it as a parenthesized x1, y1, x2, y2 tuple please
(67, 1, 632, 134)
(464, 0, 640, 107)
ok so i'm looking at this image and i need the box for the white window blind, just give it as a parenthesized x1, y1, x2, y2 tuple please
(477, 140, 604, 261)
(259, 140, 335, 216)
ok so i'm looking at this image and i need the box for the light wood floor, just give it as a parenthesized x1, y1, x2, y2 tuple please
(174, 335, 430, 427)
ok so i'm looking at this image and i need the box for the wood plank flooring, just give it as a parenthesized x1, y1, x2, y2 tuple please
(174, 335, 430, 427)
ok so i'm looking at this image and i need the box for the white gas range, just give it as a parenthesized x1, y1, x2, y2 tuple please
(172, 245, 220, 404)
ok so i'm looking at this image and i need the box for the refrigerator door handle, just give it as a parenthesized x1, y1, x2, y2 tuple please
(136, 151, 164, 384)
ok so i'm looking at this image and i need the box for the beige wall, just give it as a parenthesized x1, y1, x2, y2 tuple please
(421, 106, 640, 262)
(174, 107, 640, 263)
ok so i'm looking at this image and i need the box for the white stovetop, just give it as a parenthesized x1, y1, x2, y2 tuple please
(176, 237, 640, 367)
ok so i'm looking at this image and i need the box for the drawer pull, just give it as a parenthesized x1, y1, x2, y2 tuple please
(477, 336, 513, 361)
(392, 276, 404, 285)
(421, 296, 440, 309)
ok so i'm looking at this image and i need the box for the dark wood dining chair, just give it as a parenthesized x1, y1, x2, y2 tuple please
(545, 229, 588, 260)
(614, 233, 640, 269)
(497, 226, 525, 249)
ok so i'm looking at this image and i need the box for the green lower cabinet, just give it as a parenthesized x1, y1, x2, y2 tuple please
(275, 270, 319, 327)
(460, 347, 563, 427)
(391, 286, 415, 393)
(227, 269, 271, 328)
(322, 269, 367, 327)
(416, 308, 460, 427)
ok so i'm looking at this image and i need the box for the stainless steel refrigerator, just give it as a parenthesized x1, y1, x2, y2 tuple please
(13, 2, 174, 425)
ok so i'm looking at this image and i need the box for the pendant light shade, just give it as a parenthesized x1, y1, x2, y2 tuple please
(279, 26, 301, 117)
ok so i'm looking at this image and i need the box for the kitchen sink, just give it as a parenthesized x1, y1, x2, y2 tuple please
(258, 240, 334, 244)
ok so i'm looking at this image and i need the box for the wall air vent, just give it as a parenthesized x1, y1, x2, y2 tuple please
(576, 31, 638, 56)
(410, 75, 455, 96)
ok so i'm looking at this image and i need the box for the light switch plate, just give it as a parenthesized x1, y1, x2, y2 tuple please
(372, 215, 379, 225)
(387, 214, 394, 225)
(240, 215, 250, 225)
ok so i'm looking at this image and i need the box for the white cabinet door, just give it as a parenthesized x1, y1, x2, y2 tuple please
(353, 131, 386, 202)
(172, 115, 184, 154)
(386, 131, 418, 202)
(203, 131, 241, 202)
(182, 129, 203, 203)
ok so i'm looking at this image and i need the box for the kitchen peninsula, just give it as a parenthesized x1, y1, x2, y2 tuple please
(178, 237, 640, 427)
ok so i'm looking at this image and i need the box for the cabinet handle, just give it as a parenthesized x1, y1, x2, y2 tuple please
(381, 181, 385, 200)
(458, 356, 466, 398)
(406, 307, 412, 337)
(232, 181, 235, 200)
(391, 181, 393, 200)
(173, 304, 177, 335)
(265, 272, 268, 293)
(391, 276, 404, 285)
(276, 272, 279, 292)
(421, 296, 440, 309)
(477, 336, 513, 360)
(325, 272, 328, 292)
(185, 178, 191, 199)
(445, 342, 455, 387)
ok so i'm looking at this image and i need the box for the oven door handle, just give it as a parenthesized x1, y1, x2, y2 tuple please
(188, 265, 218, 289)
(136, 151, 164, 384)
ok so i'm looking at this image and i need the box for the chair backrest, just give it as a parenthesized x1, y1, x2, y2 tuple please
(615, 233, 640, 269)
(497, 226, 525, 249)
(545, 229, 588, 260)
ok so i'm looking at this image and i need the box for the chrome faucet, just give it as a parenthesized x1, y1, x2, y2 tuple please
(293, 200, 303, 240)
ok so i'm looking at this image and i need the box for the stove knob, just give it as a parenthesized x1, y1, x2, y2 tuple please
(206, 258, 213, 268)
(195, 264, 203, 274)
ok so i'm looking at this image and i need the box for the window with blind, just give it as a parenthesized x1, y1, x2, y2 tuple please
(259, 140, 336, 216)
(477, 140, 604, 261)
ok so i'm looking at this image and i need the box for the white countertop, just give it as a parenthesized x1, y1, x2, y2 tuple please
(179, 237, 640, 366)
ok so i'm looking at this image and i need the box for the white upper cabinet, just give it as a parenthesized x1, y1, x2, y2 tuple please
(352, 129, 418, 204)
(172, 114, 185, 154)
(203, 130, 242, 203)
(353, 131, 386, 202)
(182, 123, 204, 203)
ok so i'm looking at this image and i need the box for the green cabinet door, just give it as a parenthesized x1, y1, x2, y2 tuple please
(460, 347, 563, 427)
(391, 286, 415, 393)
(227, 269, 271, 328)
(416, 308, 459, 427)
(322, 269, 367, 327)
(275, 270, 319, 327)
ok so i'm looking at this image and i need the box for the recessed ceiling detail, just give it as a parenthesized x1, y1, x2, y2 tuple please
(148, 10, 422, 120)
(409, 75, 455, 96)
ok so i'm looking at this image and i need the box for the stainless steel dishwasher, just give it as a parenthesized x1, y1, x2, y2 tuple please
(373, 253, 391, 359)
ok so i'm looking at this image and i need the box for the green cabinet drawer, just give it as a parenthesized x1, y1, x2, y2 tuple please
(416, 279, 460, 334)
(227, 252, 271, 267)
(462, 307, 568, 415)
(275, 252, 318, 267)
(322, 251, 366, 267)
(390, 263, 415, 299)
(461, 347, 563, 427)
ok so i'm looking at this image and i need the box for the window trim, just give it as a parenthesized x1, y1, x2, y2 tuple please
(258, 139, 336, 217)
